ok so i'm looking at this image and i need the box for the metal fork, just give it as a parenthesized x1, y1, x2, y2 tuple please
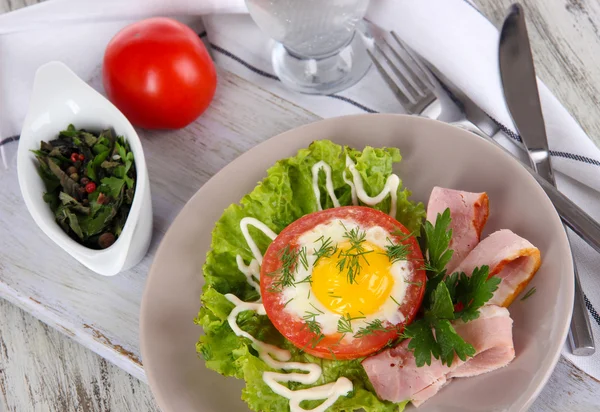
(368, 32, 596, 356)
(367, 32, 437, 115)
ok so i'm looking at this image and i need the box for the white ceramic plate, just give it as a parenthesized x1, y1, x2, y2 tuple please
(140, 114, 573, 412)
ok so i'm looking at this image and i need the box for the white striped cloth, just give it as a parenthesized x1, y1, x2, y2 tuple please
(2, 0, 600, 378)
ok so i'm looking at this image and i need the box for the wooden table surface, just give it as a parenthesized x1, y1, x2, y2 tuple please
(2, 0, 600, 411)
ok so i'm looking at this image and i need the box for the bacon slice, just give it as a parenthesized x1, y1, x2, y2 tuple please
(361, 306, 514, 406)
(426, 187, 489, 272)
(452, 229, 541, 307)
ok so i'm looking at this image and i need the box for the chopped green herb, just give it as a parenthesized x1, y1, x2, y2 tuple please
(32, 124, 135, 249)
(298, 247, 309, 271)
(336, 223, 372, 284)
(309, 303, 325, 314)
(354, 319, 389, 338)
(335, 333, 346, 345)
(521, 286, 537, 301)
(283, 298, 294, 307)
(337, 313, 366, 334)
(384, 237, 410, 263)
(404, 277, 423, 287)
(294, 275, 312, 285)
(390, 296, 402, 306)
(313, 236, 337, 265)
(302, 311, 324, 348)
(267, 245, 305, 292)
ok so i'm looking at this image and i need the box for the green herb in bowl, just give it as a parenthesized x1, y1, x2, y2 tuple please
(32, 124, 136, 249)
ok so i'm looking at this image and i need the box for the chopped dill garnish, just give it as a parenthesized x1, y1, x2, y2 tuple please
(313, 236, 337, 265)
(336, 223, 372, 284)
(390, 296, 402, 306)
(283, 298, 294, 307)
(354, 319, 389, 338)
(311, 333, 326, 348)
(384, 237, 410, 263)
(303, 311, 325, 348)
(404, 277, 423, 287)
(295, 275, 312, 285)
(309, 303, 325, 314)
(267, 245, 307, 292)
(336, 313, 366, 334)
(298, 247, 309, 271)
(303, 312, 322, 334)
(334, 333, 346, 345)
(521, 286, 536, 301)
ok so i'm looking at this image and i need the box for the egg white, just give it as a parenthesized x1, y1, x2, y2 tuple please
(280, 218, 413, 338)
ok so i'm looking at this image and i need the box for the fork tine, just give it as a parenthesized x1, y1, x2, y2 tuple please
(382, 38, 428, 96)
(367, 48, 412, 108)
(390, 32, 436, 88)
(374, 43, 420, 103)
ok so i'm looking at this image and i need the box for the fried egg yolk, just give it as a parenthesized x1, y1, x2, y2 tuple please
(311, 241, 394, 317)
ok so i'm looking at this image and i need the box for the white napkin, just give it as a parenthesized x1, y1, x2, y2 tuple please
(2, 0, 600, 379)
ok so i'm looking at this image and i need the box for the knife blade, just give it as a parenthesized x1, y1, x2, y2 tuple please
(499, 3, 594, 356)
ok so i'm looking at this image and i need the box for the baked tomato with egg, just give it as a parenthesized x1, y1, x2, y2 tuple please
(261, 206, 426, 360)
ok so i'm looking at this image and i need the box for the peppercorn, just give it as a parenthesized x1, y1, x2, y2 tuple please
(78, 153, 85, 161)
(70, 173, 79, 181)
(82, 198, 89, 206)
(70, 153, 79, 162)
(98, 232, 116, 249)
(66, 166, 77, 175)
(85, 182, 97, 193)
(80, 177, 90, 185)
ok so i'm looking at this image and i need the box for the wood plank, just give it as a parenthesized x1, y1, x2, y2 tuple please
(0, 298, 160, 412)
(473, 0, 600, 147)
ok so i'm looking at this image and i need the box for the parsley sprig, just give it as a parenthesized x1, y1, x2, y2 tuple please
(402, 208, 501, 367)
(419, 208, 453, 307)
(336, 224, 372, 284)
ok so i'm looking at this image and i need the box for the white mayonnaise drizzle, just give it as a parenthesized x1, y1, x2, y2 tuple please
(344, 156, 400, 219)
(239, 217, 278, 264)
(236, 255, 261, 295)
(311, 161, 341, 210)
(226, 294, 352, 412)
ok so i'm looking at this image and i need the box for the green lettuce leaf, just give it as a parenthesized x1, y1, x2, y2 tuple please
(195, 140, 425, 411)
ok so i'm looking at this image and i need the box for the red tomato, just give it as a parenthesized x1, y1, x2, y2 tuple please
(102, 18, 217, 129)
(260, 206, 426, 360)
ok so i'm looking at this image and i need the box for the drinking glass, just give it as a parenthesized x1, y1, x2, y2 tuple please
(246, 0, 372, 95)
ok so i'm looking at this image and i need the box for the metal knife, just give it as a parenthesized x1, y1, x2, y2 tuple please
(499, 3, 595, 355)
(424, 66, 600, 260)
